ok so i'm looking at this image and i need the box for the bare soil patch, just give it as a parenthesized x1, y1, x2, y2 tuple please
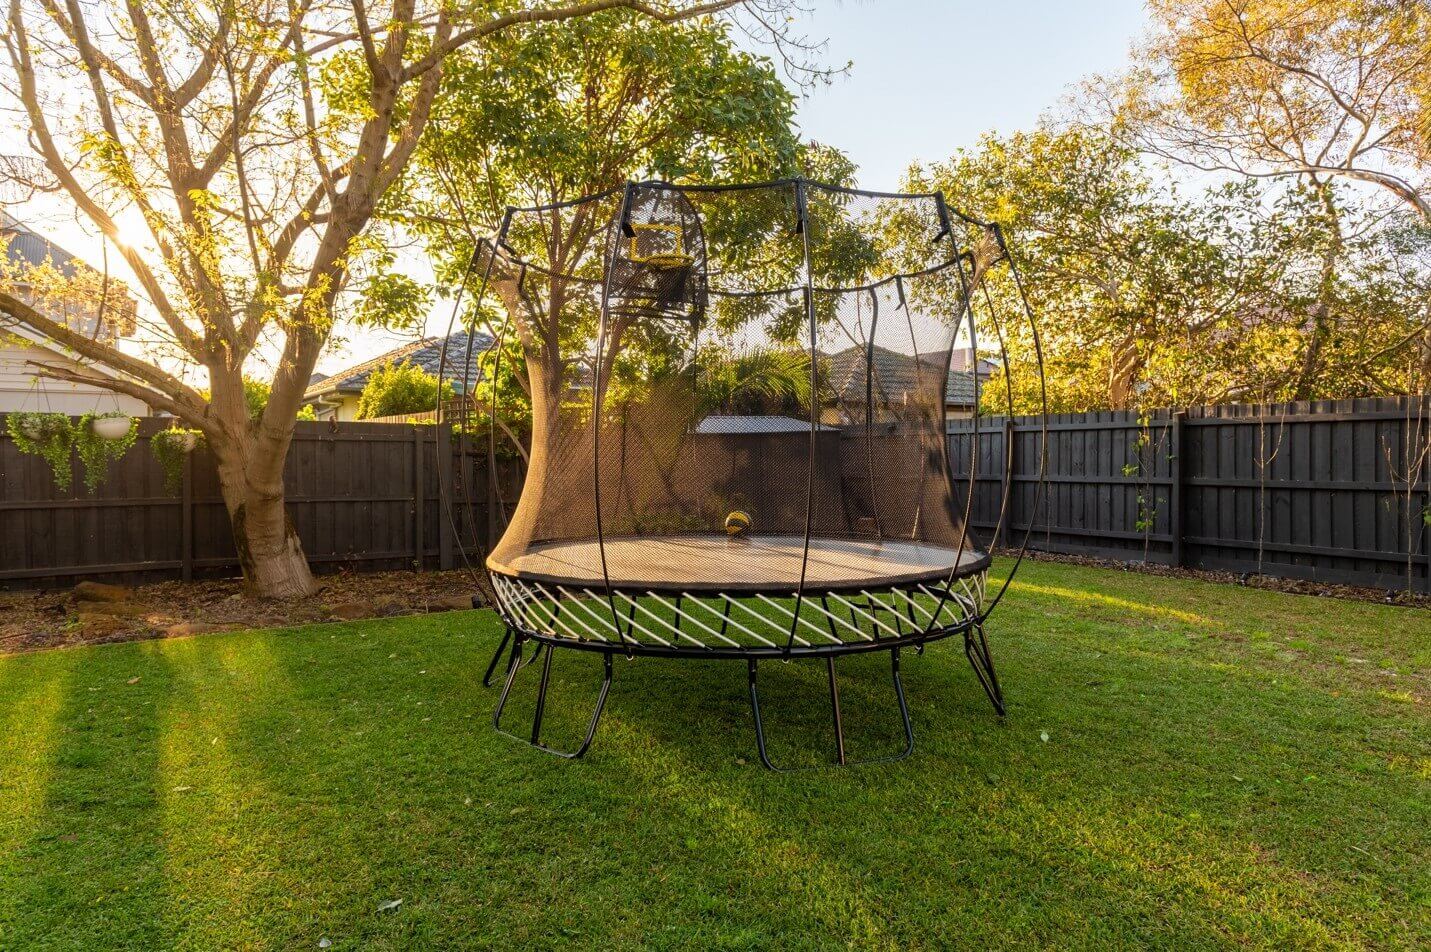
(0, 569, 484, 655)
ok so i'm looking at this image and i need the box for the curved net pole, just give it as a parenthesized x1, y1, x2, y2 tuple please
(922, 195, 983, 634)
(592, 183, 635, 638)
(977, 223, 1049, 620)
(476, 211, 517, 559)
(978, 274, 1018, 555)
(434, 211, 512, 604)
(865, 285, 882, 538)
(786, 179, 817, 652)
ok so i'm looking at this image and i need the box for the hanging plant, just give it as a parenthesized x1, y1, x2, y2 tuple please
(5, 412, 77, 491)
(151, 426, 203, 494)
(75, 412, 137, 492)
(90, 411, 135, 441)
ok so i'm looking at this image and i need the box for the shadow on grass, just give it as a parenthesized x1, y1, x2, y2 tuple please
(0, 643, 181, 948)
(1, 598, 1423, 949)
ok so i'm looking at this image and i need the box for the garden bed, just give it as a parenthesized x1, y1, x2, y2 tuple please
(0, 569, 482, 655)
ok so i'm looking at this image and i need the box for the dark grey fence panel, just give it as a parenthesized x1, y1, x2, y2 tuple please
(4, 398, 1427, 592)
(949, 395, 1430, 593)
(0, 417, 521, 589)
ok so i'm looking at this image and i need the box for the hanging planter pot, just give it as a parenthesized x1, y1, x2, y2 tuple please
(151, 427, 204, 494)
(14, 411, 68, 441)
(90, 412, 135, 441)
(5, 412, 77, 491)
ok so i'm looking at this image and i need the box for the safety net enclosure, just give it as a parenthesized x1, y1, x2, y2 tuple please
(447, 179, 1046, 768)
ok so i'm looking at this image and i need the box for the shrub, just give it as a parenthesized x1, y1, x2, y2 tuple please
(355, 361, 453, 420)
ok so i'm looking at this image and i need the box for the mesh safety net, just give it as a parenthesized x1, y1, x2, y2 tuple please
(474, 180, 1002, 596)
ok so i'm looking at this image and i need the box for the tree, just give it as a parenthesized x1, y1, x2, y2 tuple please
(355, 360, 452, 418)
(403, 8, 838, 545)
(0, 0, 782, 596)
(909, 126, 1431, 412)
(1118, 0, 1430, 217)
(1105, 0, 1431, 387)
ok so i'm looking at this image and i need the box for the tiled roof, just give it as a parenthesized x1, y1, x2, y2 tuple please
(305, 330, 495, 399)
(1, 213, 85, 278)
(824, 345, 979, 408)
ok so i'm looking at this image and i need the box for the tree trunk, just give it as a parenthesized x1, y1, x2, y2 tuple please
(1107, 331, 1141, 410)
(231, 491, 315, 598)
(1293, 182, 1343, 402)
(210, 383, 318, 599)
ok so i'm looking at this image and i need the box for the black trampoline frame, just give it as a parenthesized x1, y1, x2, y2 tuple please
(437, 177, 1049, 769)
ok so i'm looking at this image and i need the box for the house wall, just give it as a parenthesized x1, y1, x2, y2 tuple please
(0, 341, 150, 416)
(308, 392, 362, 422)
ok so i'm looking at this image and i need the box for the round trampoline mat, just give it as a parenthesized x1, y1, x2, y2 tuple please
(487, 534, 989, 593)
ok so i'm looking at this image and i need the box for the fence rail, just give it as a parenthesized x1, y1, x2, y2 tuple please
(3, 396, 1428, 593)
(948, 396, 1430, 593)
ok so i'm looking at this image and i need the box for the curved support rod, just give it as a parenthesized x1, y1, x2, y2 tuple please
(746, 649, 915, 771)
(493, 638, 615, 759)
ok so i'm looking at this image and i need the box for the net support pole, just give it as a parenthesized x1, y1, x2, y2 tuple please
(434, 209, 513, 603)
(925, 194, 982, 634)
(788, 178, 817, 651)
(593, 183, 637, 637)
(480, 210, 516, 557)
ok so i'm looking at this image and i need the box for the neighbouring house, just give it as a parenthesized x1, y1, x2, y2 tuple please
(949, 346, 998, 385)
(0, 214, 147, 416)
(823, 344, 983, 422)
(303, 330, 494, 421)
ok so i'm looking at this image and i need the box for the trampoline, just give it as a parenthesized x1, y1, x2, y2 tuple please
(441, 178, 1047, 768)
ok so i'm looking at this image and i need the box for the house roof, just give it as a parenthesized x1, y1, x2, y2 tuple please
(1, 213, 86, 279)
(305, 330, 495, 400)
(824, 345, 980, 408)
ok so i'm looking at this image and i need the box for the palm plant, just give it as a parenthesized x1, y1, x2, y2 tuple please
(694, 347, 813, 417)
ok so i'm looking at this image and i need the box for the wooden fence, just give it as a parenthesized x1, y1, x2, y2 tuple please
(3, 397, 1428, 593)
(0, 418, 520, 589)
(948, 396, 1431, 593)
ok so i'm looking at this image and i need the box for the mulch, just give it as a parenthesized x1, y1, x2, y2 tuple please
(0, 569, 486, 656)
(3, 550, 1423, 657)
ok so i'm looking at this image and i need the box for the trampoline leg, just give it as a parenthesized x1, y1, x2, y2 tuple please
(747, 659, 778, 771)
(826, 656, 846, 766)
(481, 627, 514, 688)
(493, 643, 615, 760)
(964, 623, 1006, 716)
(531, 645, 554, 744)
(746, 650, 916, 771)
(492, 634, 526, 728)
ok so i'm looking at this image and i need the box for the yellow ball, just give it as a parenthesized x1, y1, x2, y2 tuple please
(724, 510, 751, 539)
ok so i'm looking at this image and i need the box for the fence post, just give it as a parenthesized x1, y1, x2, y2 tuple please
(180, 447, 194, 582)
(1422, 397, 1430, 596)
(413, 424, 425, 572)
(437, 421, 453, 570)
(1170, 410, 1185, 568)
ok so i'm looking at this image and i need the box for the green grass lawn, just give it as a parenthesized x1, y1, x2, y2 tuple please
(1, 560, 1426, 950)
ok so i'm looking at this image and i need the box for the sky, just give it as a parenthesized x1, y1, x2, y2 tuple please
(790, 0, 1147, 190)
(3, 0, 1149, 379)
